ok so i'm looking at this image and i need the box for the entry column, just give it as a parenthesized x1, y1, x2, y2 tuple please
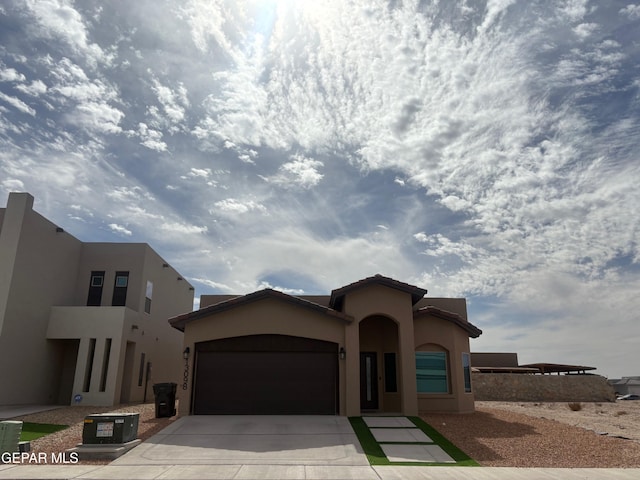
(398, 320, 418, 415)
(344, 319, 360, 416)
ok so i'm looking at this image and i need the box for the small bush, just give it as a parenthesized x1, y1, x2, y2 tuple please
(567, 402, 583, 411)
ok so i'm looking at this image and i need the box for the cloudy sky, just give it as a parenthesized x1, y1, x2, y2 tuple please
(1, 0, 639, 378)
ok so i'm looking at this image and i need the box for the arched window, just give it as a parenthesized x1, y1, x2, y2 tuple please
(415, 344, 449, 394)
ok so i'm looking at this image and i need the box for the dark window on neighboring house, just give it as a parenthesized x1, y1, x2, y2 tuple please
(138, 352, 145, 387)
(144, 281, 153, 314)
(384, 352, 398, 393)
(87, 271, 105, 306)
(83, 338, 97, 392)
(99, 338, 112, 392)
(112, 271, 129, 306)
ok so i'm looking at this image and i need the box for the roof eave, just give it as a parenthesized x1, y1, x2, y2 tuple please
(414, 306, 482, 338)
(169, 289, 353, 332)
(330, 274, 427, 309)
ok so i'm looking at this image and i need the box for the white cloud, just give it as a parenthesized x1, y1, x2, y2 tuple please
(573, 22, 598, 40)
(150, 77, 190, 130)
(191, 277, 232, 291)
(45, 58, 123, 133)
(0, 68, 26, 82)
(1, 178, 25, 191)
(263, 154, 324, 189)
(133, 123, 167, 152)
(160, 222, 208, 234)
(15, 80, 48, 96)
(108, 223, 132, 236)
(69, 101, 123, 133)
(213, 198, 266, 215)
(558, 0, 590, 22)
(24, 0, 109, 66)
(439, 195, 469, 212)
(0, 92, 36, 116)
(619, 4, 640, 19)
(212, 226, 414, 295)
(107, 186, 153, 202)
(188, 168, 211, 179)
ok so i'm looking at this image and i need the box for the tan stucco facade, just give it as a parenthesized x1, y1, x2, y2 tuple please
(171, 275, 481, 416)
(0, 192, 194, 406)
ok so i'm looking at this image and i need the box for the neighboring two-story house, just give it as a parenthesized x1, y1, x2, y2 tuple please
(0, 192, 194, 407)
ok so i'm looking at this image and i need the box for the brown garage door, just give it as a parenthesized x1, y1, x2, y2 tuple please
(193, 334, 338, 414)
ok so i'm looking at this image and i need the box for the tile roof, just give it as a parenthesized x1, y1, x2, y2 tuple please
(413, 305, 482, 338)
(169, 288, 353, 332)
(330, 274, 427, 310)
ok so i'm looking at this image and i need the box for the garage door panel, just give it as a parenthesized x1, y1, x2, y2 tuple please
(193, 344, 338, 414)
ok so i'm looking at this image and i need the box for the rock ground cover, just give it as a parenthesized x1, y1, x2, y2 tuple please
(421, 401, 640, 467)
(9, 403, 176, 465)
(6, 400, 640, 467)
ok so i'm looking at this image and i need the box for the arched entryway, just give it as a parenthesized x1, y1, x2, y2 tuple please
(359, 315, 401, 412)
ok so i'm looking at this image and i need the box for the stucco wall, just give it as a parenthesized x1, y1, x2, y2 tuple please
(472, 373, 617, 402)
(180, 296, 348, 416)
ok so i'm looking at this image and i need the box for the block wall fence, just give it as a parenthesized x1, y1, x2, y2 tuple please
(471, 373, 616, 402)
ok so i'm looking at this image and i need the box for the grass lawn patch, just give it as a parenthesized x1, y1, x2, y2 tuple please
(349, 416, 479, 467)
(20, 422, 69, 442)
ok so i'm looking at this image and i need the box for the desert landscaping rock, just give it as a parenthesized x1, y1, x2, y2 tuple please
(422, 401, 640, 467)
(10, 403, 176, 465)
(8, 400, 640, 468)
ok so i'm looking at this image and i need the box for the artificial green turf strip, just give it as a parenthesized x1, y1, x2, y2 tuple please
(349, 416, 479, 467)
(349, 417, 387, 465)
(19, 422, 69, 442)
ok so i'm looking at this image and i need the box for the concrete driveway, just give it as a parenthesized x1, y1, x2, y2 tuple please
(110, 415, 369, 466)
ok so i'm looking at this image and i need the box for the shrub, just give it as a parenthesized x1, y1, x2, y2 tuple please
(615, 410, 627, 416)
(567, 402, 583, 411)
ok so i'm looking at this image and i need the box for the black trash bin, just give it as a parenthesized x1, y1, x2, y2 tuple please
(153, 382, 177, 418)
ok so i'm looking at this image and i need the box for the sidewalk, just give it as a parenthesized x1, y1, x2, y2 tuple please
(1, 464, 639, 479)
(0, 405, 61, 420)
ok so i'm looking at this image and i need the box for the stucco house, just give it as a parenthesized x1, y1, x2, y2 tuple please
(170, 275, 482, 416)
(0, 192, 194, 406)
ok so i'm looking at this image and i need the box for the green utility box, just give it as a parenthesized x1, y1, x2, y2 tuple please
(0, 421, 23, 453)
(82, 413, 139, 445)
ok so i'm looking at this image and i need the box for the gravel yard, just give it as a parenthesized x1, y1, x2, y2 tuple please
(422, 401, 640, 467)
(11, 403, 176, 465)
(8, 400, 640, 467)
